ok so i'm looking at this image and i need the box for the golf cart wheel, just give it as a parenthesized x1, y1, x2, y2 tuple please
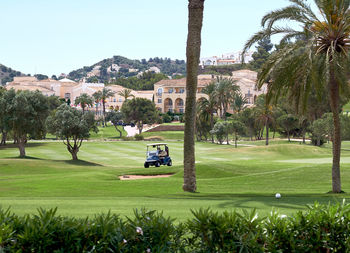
(144, 162, 149, 168)
(155, 161, 161, 167)
(167, 160, 172, 166)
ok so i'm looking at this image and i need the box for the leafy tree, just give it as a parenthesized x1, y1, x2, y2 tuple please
(238, 108, 259, 141)
(0, 88, 8, 145)
(310, 118, 328, 146)
(183, 0, 204, 193)
(106, 111, 124, 138)
(121, 98, 159, 134)
(277, 114, 298, 142)
(87, 77, 99, 83)
(0, 89, 49, 157)
(47, 95, 64, 111)
(243, 0, 350, 193)
(75, 93, 94, 113)
(46, 104, 98, 160)
(210, 121, 227, 144)
(229, 118, 246, 148)
(250, 38, 273, 70)
(34, 74, 48, 80)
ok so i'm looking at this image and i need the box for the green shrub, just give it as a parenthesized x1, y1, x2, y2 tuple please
(186, 208, 264, 252)
(162, 113, 172, 123)
(1, 202, 350, 252)
(134, 134, 144, 141)
(121, 136, 134, 141)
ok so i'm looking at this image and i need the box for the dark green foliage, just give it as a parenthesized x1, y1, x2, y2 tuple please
(187, 208, 264, 252)
(67, 55, 186, 84)
(121, 98, 159, 134)
(34, 74, 49, 80)
(1, 202, 350, 252)
(0, 64, 24, 85)
(162, 113, 172, 123)
(46, 104, 98, 160)
(134, 134, 144, 141)
(109, 72, 168, 90)
(0, 89, 50, 156)
(250, 38, 273, 71)
(74, 93, 94, 113)
(106, 111, 124, 137)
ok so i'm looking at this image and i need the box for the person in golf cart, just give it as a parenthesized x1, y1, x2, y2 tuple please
(144, 143, 172, 168)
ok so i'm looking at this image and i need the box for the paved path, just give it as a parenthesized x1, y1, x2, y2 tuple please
(124, 124, 159, 137)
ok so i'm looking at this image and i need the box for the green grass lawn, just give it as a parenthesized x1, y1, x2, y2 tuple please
(1, 139, 350, 221)
(142, 131, 184, 140)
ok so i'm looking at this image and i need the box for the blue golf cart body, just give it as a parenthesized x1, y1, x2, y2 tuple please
(144, 143, 172, 168)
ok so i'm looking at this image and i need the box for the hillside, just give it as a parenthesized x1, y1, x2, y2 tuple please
(67, 55, 186, 83)
(0, 64, 26, 85)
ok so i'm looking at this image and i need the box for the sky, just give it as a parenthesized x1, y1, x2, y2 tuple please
(0, 0, 293, 76)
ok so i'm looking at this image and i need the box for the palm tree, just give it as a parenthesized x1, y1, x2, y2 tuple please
(101, 88, 115, 126)
(255, 95, 274, 145)
(183, 0, 205, 193)
(213, 77, 239, 120)
(199, 83, 218, 142)
(118, 88, 134, 101)
(74, 93, 93, 113)
(243, 0, 350, 193)
(231, 92, 248, 113)
(92, 90, 102, 115)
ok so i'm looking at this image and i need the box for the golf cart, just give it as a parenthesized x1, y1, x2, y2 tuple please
(144, 143, 172, 168)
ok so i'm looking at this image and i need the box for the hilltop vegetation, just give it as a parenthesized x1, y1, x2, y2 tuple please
(67, 55, 186, 83)
(0, 64, 25, 85)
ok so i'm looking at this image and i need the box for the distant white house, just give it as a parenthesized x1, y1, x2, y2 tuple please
(200, 51, 253, 67)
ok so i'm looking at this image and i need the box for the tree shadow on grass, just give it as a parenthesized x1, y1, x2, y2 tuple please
(0, 143, 47, 150)
(60, 159, 103, 167)
(163, 193, 350, 211)
(2, 155, 44, 160)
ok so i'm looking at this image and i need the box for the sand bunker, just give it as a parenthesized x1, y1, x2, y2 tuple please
(119, 174, 173, 180)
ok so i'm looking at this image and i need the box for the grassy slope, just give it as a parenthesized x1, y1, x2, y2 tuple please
(0, 140, 350, 221)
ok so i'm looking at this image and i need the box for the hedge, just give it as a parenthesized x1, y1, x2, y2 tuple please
(1, 202, 350, 252)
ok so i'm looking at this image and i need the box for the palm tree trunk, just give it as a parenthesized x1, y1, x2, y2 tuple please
(235, 132, 238, 148)
(265, 118, 269, 146)
(329, 67, 342, 193)
(210, 113, 214, 143)
(183, 0, 204, 193)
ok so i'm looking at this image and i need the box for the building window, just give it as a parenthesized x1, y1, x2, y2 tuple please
(168, 108, 173, 113)
(180, 88, 185, 93)
(64, 93, 71, 99)
(113, 98, 116, 102)
(158, 98, 162, 104)
(168, 88, 173, 94)
(157, 88, 163, 96)
(179, 108, 184, 113)
(119, 98, 123, 102)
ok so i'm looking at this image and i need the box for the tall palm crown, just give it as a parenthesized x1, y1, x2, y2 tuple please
(118, 89, 134, 101)
(213, 77, 239, 120)
(74, 93, 93, 113)
(243, 0, 350, 193)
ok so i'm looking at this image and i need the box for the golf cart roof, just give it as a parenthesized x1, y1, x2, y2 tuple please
(147, 143, 168, 147)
